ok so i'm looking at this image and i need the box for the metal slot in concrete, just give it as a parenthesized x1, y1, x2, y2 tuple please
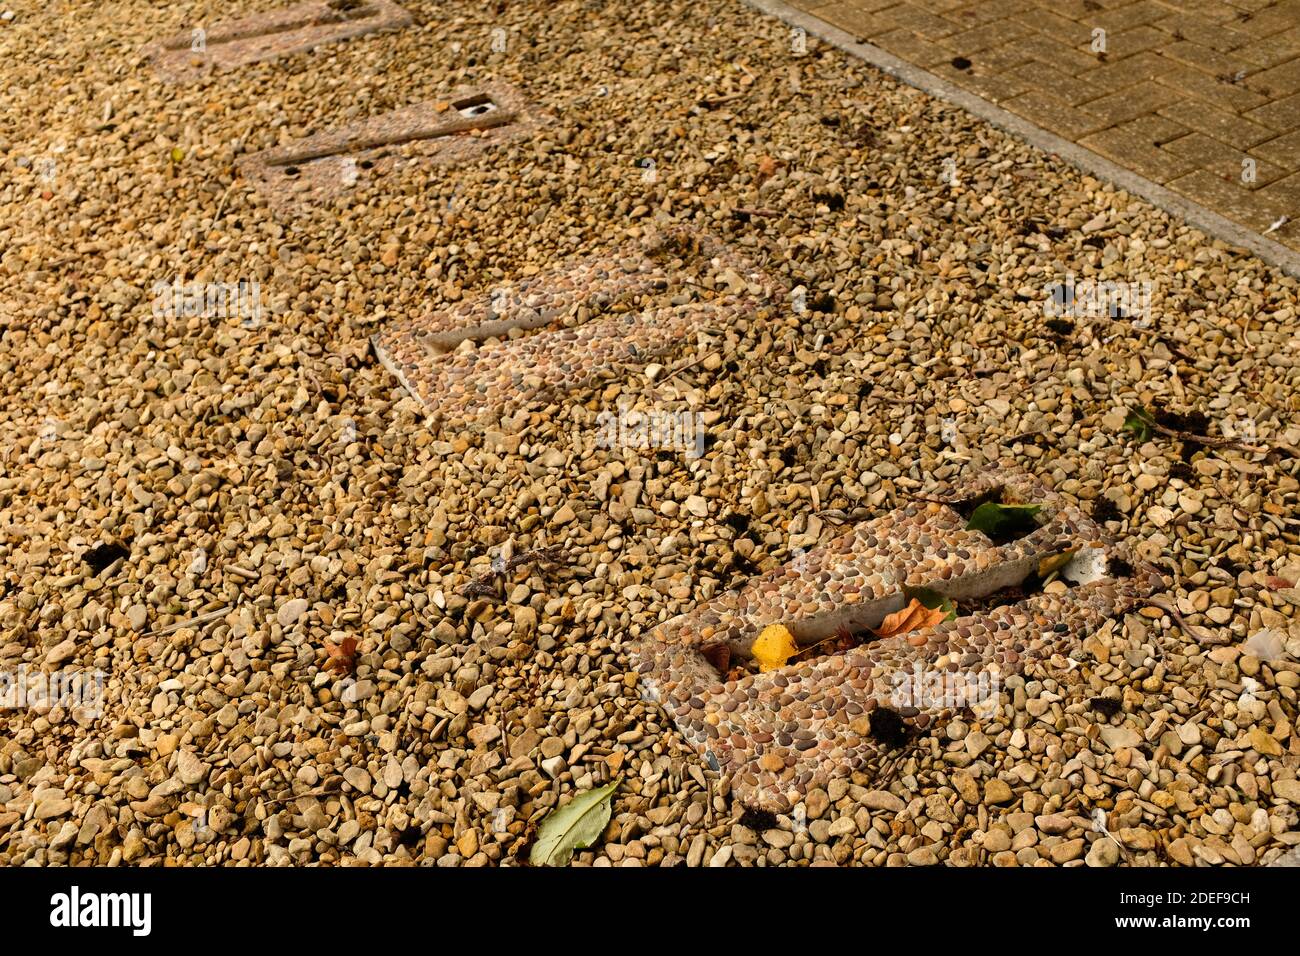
(631, 468, 1165, 811)
(144, 0, 411, 82)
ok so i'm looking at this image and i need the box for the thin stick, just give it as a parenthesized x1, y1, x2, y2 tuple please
(1133, 411, 1268, 454)
(654, 352, 710, 387)
(698, 92, 747, 107)
(1144, 595, 1229, 646)
(213, 183, 234, 223)
(143, 604, 231, 637)
(867, 389, 927, 405)
(259, 783, 343, 807)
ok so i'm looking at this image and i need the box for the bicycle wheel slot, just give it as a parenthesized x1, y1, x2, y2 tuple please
(372, 227, 785, 427)
(237, 85, 541, 213)
(632, 468, 1166, 811)
(143, 0, 411, 82)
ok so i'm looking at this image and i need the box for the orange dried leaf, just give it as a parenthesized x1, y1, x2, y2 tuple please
(874, 598, 947, 640)
(324, 637, 358, 675)
(701, 642, 731, 674)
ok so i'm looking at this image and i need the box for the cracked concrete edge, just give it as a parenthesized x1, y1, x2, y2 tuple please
(741, 0, 1300, 280)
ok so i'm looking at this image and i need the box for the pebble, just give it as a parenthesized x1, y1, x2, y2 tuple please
(1087, 839, 1120, 867)
(984, 780, 1014, 805)
(1273, 780, 1300, 803)
(277, 599, 310, 627)
(860, 790, 905, 813)
(1099, 727, 1143, 750)
(1049, 839, 1085, 864)
(33, 791, 72, 820)
(45, 640, 76, 665)
(340, 768, 370, 794)
(176, 751, 208, 787)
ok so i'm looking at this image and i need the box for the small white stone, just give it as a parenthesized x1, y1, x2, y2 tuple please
(277, 598, 309, 627)
(176, 750, 209, 786)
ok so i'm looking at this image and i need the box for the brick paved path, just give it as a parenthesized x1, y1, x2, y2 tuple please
(785, 0, 1300, 253)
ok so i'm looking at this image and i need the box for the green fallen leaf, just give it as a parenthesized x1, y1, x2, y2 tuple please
(1122, 406, 1153, 442)
(904, 586, 956, 621)
(965, 502, 1041, 542)
(529, 778, 620, 866)
(170, 147, 185, 164)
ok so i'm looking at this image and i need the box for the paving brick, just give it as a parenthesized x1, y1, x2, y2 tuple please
(1014, 8, 1092, 46)
(1078, 126, 1200, 182)
(1115, 113, 1192, 145)
(1163, 0, 1246, 22)
(1166, 168, 1291, 229)
(912, 0, 970, 11)
(1231, 27, 1300, 68)
(872, 28, 955, 65)
(803, 0, 899, 9)
(881, 3, 961, 38)
(1048, 0, 1116, 18)
(1160, 131, 1289, 185)
(985, 34, 1098, 73)
(938, 19, 1032, 54)
(1250, 128, 1300, 166)
(1151, 60, 1271, 111)
(1256, 170, 1300, 209)
(1152, 12, 1255, 51)
(1008, 60, 1108, 104)
(814, 1, 895, 37)
(1082, 51, 1167, 94)
(962, 41, 1039, 73)
(1157, 40, 1255, 77)
(944, 0, 1027, 27)
(1243, 91, 1300, 131)
(1003, 89, 1111, 138)
(1081, 81, 1182, 126)
(1247, 56, 1300, 97)
(1231, 3, 1300, 38)
(1157, 98, 1278, 147)
(931, 63, 1030, 102)
(1088, 1, 1173, 34)
(1103, 24, 1174, 56)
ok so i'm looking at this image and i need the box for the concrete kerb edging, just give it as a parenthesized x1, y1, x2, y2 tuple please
(742, 0, 1300, 280)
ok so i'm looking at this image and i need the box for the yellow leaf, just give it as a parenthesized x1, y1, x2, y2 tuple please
(1038, 550, 1076, 578)
(752, 624, 798, 673)
(874, 598, 948, 640)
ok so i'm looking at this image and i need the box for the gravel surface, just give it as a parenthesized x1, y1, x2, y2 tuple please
(1, 0, 1298, 866)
